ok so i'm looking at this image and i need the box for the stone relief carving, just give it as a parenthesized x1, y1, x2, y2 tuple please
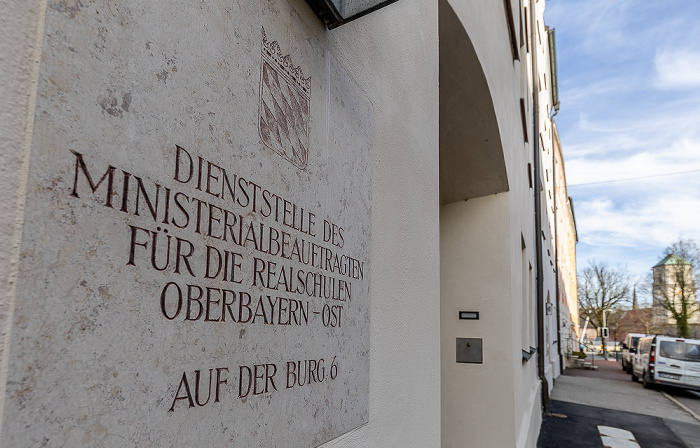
(258, 27, 311, 169)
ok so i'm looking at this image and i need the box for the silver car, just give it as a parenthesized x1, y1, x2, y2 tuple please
(621, 333, 648, 374)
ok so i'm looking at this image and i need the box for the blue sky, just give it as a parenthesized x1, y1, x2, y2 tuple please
(545, 1, 700, 302)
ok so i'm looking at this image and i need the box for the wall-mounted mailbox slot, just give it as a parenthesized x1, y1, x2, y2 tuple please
(459, 311, 479, 320)
(456, 338, 483, 364)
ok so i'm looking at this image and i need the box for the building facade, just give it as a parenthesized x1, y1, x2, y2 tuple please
(652, 255, 700, 333)
(1, 0, 576, 446)
(554, 123, 580, 354)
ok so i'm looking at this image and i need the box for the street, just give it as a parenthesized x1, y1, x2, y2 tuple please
(538, 359, 700, 447)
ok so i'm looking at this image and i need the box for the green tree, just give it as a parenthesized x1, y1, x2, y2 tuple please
(578, 261, 631, 358)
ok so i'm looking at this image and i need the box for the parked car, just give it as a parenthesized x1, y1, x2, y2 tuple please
(631, 337, 653, 386)
(621, 333, 649, 373)
(631, 335, 700, 391)
(583, 338, 619, 355)
(584, 338, 601, 353)
(605, 341, 621, 353)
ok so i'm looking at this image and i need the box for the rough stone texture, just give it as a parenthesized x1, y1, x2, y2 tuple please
(2, 1, 371, 446)
(0, 0, 47, 436)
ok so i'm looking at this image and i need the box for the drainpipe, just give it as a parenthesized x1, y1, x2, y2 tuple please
(553, 125, 564, 374)
(530, 0, 550, 413)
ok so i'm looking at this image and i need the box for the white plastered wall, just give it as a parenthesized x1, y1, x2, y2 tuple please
(439, 1, 543, 447)
(441, 193, 516, 448)
(1, 0, 442, 446)
(0, 0, 47, 428)
(534, 0, 561, 387)
(315, 0, 443, 445)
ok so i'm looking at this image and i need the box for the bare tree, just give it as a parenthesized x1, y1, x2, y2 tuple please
(606, 307, 625, 342)
(652, 239, 700, 338)
(578, 261, 631, 358)
(617, 308, 658, 337)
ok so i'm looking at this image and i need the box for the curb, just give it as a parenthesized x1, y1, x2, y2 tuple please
(662, 391, 700, 424)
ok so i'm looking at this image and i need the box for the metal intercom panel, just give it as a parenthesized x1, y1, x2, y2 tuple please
(456, 338, 483, 364)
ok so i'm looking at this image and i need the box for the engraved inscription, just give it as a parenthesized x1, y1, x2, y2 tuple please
(166, 356, 339, 412)
(68, 145, 365, 413)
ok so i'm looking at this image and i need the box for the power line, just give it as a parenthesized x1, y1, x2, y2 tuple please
(567, 168, 700, 188)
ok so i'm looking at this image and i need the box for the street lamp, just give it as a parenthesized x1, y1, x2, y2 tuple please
(602, 309, 609, 360)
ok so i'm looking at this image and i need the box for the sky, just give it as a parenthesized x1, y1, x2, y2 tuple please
(544, 1, 700, 302)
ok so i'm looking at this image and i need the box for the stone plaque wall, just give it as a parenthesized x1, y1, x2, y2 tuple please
(2, 1, 371, 446)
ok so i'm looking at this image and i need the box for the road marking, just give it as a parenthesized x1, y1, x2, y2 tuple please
(549, 412, 567, 419)
(661, 391, 700, 423)
(597, 425, 640, 448)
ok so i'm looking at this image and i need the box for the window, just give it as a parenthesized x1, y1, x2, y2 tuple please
(504, 0, 519, 61)
(520, 99, 528, 142)
(519, 1, 524, 48)
(529, 263, 534, 344)
(630, 337, 640, 350)
(653, 268, 664, 283)
(659, 341, 700, 362)
(522, 235, 529, 350)
(524, 7, 530, 53)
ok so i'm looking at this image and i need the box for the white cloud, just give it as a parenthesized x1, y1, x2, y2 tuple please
(546, 1, 700, 281)
(545, 0, 641, 56)
(576, 192, 700, 249)
(559, 77, 647, 113)
(655, 48, 700, 89)
(574, 186, 700, 278)
(566, 142, 700, 186)
(559, 92, 700, 163)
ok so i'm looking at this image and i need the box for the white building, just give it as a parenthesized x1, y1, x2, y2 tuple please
(652, 254, 699, 331)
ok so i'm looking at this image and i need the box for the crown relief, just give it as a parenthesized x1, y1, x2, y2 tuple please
(261, 27, 311, 96)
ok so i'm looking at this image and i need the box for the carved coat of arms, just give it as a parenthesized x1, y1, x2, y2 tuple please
(258, 28, 311, 169)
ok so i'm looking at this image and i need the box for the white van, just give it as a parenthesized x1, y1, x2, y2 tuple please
(631, 335, 700, 390)
(621, 333, 648, 373)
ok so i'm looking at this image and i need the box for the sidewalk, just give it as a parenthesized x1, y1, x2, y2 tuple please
(537, 359, 700, 448)
(564, 357, 629, 381)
